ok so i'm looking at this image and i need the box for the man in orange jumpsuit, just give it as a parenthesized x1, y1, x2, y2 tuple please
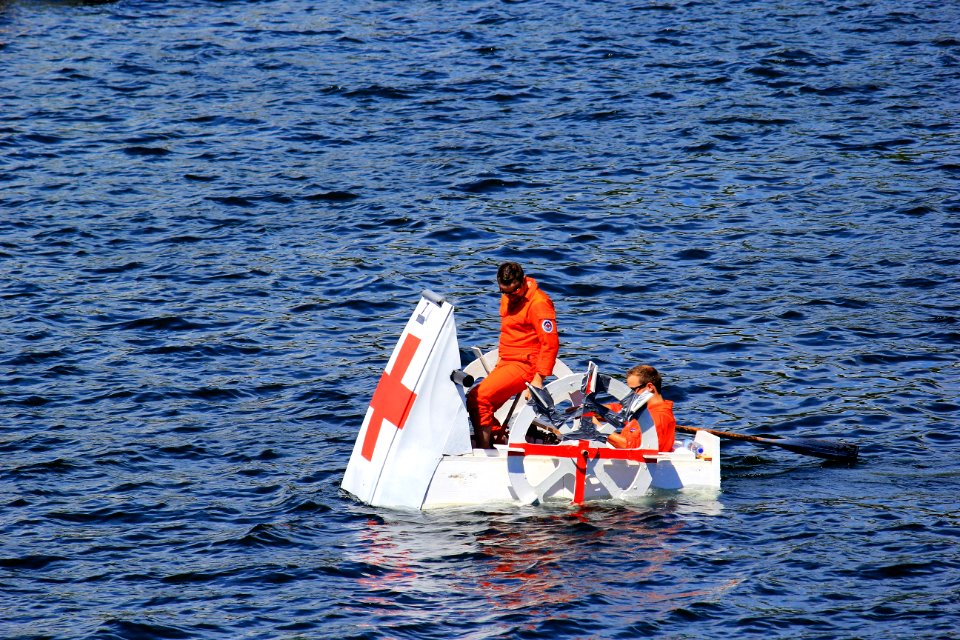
(467, 262, 560, 448)
(606, 365, 676, 452)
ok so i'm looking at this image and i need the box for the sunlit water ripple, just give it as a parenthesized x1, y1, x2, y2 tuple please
(1, 0, 958, 638)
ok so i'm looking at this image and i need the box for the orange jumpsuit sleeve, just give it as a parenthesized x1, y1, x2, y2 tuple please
(649, 401, 677, 452)
(529, 296, 559, 377)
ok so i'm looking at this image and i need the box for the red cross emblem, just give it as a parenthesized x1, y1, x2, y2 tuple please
(361, 333, 422, 461)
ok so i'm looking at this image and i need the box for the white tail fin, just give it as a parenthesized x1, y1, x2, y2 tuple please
(573, 361, 600, 430)
(341, 291, 471, 509)
(584, 361, 599, 396)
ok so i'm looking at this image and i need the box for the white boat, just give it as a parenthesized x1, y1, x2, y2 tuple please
(341, 290, 721, 510)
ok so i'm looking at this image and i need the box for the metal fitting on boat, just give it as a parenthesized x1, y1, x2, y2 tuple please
(450, 369, 475, 387)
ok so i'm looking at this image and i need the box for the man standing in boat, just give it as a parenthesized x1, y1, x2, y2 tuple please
(467, 262, 560, 448)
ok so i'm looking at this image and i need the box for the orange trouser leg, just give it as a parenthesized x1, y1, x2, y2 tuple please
(467, 360, 534, 444)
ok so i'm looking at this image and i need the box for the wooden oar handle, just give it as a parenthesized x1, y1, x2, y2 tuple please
(677, 424, 769, 444)
(677, 424, 859, 461)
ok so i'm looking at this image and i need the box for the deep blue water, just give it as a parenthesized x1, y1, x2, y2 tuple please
(2, 0, 959, 637)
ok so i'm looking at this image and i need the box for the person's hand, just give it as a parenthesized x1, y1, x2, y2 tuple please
(523, 373, 544, 400)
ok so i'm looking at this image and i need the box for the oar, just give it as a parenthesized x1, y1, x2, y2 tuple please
(502, 392, 523, 428)
(676, 425, 859, 462)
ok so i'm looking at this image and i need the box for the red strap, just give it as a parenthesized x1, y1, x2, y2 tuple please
(509, 442, 659, 462)
(508, 440, 661, 505)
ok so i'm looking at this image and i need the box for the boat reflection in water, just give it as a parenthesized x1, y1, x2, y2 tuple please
(345, 493, 731, 633)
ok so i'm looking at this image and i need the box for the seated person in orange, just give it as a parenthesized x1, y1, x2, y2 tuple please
(467, 262, 559, 447)
(605, 365, 676, 452)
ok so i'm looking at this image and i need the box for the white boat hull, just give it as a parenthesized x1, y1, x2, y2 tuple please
(423, 432, 721, 508)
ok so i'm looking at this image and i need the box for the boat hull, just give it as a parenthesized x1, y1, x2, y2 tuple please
(422, 433, 721, 509)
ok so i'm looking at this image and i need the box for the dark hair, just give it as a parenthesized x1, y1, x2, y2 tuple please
(497, 262, 525, 286)
(626, 364, 663, 394)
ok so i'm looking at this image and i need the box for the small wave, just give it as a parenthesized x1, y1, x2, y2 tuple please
(3, 395, 53, 407)
(206, 195, 255, 207)
(737, 41, 780, 51)
(290, 302, 323, 313)
(631, 3, 677, 10)
(86, 261, 145, 274)
(683, 141, 716, 152)
(114, 61, 159, 76)
(896, 277, 942, 290)
(927, 402, 960, 414)
(183, 386, 250, 401)
(184, 173, 217, 182)
(77, 389, 133, 405)
(156, 443, 209, 458)
(122, 146, 171, 156)
(110, 316, 206, 332)
(799, 83, 882, 96)
(156, 234, 203, 244)
(703, 115, 794, 126)
(771, 48, 839, 68)
(699, 341, 752, 354)
(689, 316, 732, 327)
(214, 523, 296, 549)
(746, 66, 788, 79)
(456, 178, 541, 193)
(95, 619, 194, 640)
(485, 91, 536, 102)
(846, 352, 952, 366)
(341, 85, 413, 100)
(0, 555, 68, 570)
(23, 133, 65, 144)
(898, 205, 935, 216)
(289, 499, 332, 514)
(587, 109, 627, 121)
(858, 561, 940, 579)
(424, 226, 482, 243)
(674, 248, 713, 260)
(0, 433, 71, 455)
(769, 415, 837, 431)
(140, 343, 264, 357)
(230, 448, 283, 463)
(5, 349, 66, 366)
(1, 282, 43, 299)
(303, 190, 360, 201)
(46, 506, 162, 524)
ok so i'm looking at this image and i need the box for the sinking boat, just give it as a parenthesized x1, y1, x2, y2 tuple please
(341, 291, 721, 510)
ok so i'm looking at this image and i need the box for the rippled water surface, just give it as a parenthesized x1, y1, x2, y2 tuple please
(2, 0, 959, 638)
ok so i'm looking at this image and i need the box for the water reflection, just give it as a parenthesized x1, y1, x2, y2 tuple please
(348, 493, 728, 629)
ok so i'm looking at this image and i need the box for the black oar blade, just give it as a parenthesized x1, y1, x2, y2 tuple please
(760, 436, 859, 462)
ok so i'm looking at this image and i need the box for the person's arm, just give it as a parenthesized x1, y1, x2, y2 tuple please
(530, 301, 559, 380)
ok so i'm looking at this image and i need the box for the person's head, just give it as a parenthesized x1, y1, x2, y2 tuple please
(626, 365, 662, 395)
(497, 262, 526, 298)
